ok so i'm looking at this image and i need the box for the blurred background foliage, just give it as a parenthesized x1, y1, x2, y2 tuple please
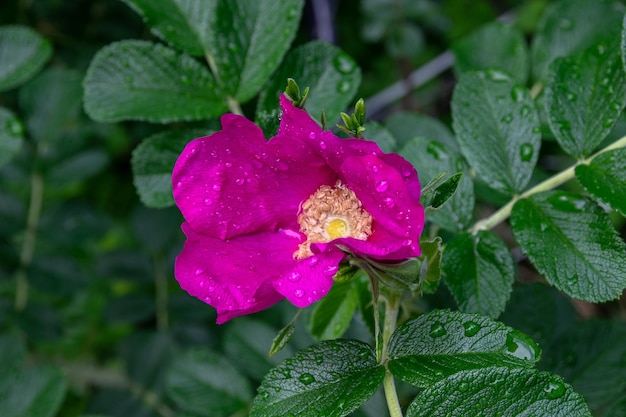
(0, 1, 624, 416)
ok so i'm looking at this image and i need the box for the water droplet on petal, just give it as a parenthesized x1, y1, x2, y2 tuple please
(333, 53, 355, 74)
(308, 131, 316, 139)
(276, 160, 289, 171)
(375, 181, 389, 192)
(320, 141, 327, 149)
(235, 178, 245, 185)
(383, 197, 395, 208)
(294, 288, 305, 298)
(176, 181, 183, 189)
(308, 256, 319, 266)
(324, 265, 338, 276)
(212, 184, 221, 191)
(195, 269, 203, 276)
(288, 271, 301, 282)
(204, 198, 212, 205)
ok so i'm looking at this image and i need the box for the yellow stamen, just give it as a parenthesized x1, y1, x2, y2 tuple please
(326, 218, 348, 239)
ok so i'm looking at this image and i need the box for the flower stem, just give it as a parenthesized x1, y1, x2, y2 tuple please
(381, 290, 403, 417)
(470, 134, 626, 233)
(15, 170, 44, 311)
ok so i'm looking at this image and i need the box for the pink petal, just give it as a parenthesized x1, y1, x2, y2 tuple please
(173, 113, 335, 240)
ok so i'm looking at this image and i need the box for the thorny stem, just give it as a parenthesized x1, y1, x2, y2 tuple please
(15, 170, 44, 311)
(381, 291, 402, 417)
(470, 135, 626, 233)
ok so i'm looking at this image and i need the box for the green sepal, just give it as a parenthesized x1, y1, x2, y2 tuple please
(337, 99, 366, 138)
(284, 78, 310, 109)
(269, 310, 302, 357)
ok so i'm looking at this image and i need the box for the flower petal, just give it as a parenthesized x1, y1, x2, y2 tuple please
(273, 249, 345, 308)
(173, 113, 335, 240)
(176, 223, 301, 324)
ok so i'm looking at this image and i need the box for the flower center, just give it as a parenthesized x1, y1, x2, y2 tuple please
(295, 181, 372, 259)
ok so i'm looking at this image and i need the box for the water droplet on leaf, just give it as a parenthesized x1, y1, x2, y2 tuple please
(6, 118, 23, 136)
(298, 372, 316, 385)
(429, 321, 447, 338)
(503, 330, 540, 361)
(333, 53, 356, 74)
(519, 143, 534, 162)
(544, 377, 566, 399)
(458, 382, 470, 392)
(463, 320, 481, 337)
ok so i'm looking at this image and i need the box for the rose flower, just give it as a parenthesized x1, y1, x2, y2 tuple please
(172, 95, 424, 323)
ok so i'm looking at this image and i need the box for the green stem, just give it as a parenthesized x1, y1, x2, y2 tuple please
(470, 134, 626, 233)
(381, 291, 402, 417)
(226, 95, 244, 116)
(154, 253, 169, 331)
(204, 51, 243, 116)
(15, 170, 44, 311)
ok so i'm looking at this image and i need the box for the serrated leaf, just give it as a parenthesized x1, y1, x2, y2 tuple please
(250, 340, 384, 417)
(543, 320, 626, 413)
(405, 367, 592, 417)
(575, 148, 626, 216)
(0, 365, 67, 417)
(309, 280, 358, 341)
(0, 25, 52, 91)
(399, 137, 474, 232)
(0, 107, 23, 166)
(224, 318, 294, 381)
(164, 348, 253, 417)
(452, 22, 529, 83)
(388, 310, 539, 387)
(131, 128, 207, 208)
(123, 0, 303, 102)
(84, 40, 226, 123)
(531, 0, 624, 80)
(443, 231, 515, 318)
(510, 191, 626, 302)
(256, 41, 361, 137)
(545, 40, 626, 158)
(451, 70, 541, 194)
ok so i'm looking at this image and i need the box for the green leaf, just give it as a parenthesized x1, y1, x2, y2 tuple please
(452, 22, 529, 83)
(385, 112, 458, 152)
(124, 0, 303, 102)
(0, 365, 67, 417)
(530, 0, 624, 80)
(309, 280, 359, 341)
(223, 318, 295, 381)
(405, 367, 592, 417)
(388, 310, 540, 387)
(423, 172, 462, 211)
(19, 68, 83, 144)
(256, 41, 361, 137)
(575, 148, 626, 216)
(542, 320, 626, 413)
(269, 316, 298, 357)
(399, 137, 474, 232)
(0, 107, 24, 166)
(131, 128, 206, 208)
(250, 340, 384, 417)
(545, 41, 626, 159)
(0, 25, 52, 91)
(510, 191, 626, 302)
(451, 70, 541, 194)
(418, 237, 442, 294)
(84, 40, 226, 123)
(442, 231, 515, 318)
(165, 348, 253, 417)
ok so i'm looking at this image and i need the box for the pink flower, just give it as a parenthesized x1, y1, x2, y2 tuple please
(172, 95, 424, 323)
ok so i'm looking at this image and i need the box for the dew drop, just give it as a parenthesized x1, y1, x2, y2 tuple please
(500, 114, 513, 124)
(125, 75, 133, 84)
(401, 167, 412, 177)
(603, 118, 615, 128)
(276, 160, 289, 171)
(6, 118, 23, 136)
(559, 18, 573, 30)
(520, 105, 531, 116)
(224, 162, 232, 167)
(208, 285, 215, 292)
(544, 377, 566, 399)
(315, 356, 324, 365)
(320, 141, 327, 149)
(308, 131, 316, 139)
(204, 198, 212, 205)
(324, 265, 338, 276)
(308, 256, 319, 266)
(333, 53, 355, 74)
(519, 143, 534, 162)
(294, 288, 305, 298)
(176, 181, 183, 189)
(235, 178, 245, 185)
(383, 197, 395, 208)
(426, 142, 443, 160)
(463, 320, 481, 337)
(510, 85, 526, 102)
(199, 280, 205, 288)
(194, 268, 203, 276)
(429, 321, 447, 338)
(288, 271, 301, 282)
(458, 381, 470, 392)
(203, 296, 211, 303)
(212, 184, 221, 191)
(337, 80, 351, 93)
(180, 75, 190, 84)
(371, 165, 380, 173)
(566, 92, 577, 102)
(503, 330, 540, 361)
(375, 180, 389, 192)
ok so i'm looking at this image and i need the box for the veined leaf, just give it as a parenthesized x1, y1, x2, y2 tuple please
(250, 340, 384, 417)
(388, 310, 539, 387)
(443, 231, 515, 318)
(451, 70, 541, 194)
(510, 191, 626, 302)
(309, 280, 359, 341)
(575, 148, 626, 216)
(84, 40, 226, 123)
(0, 25, 52, 91)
